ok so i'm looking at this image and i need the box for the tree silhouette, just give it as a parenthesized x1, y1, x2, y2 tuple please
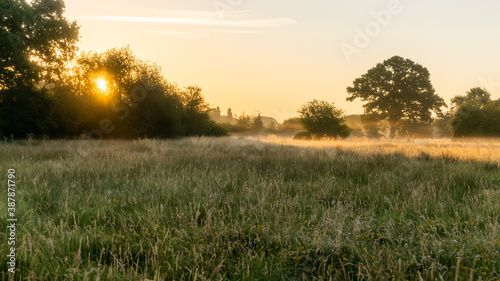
(0, 85, 57, 137)
(346, 56, 446, 138)
(451, 87, 491, 109)
(451, 87, 500, 137)
(0, 0, 79, 138)
(233, 113, 252, 132)
(181, 85, 225, 136)
(296, 100, 350, 139)
(252, 113, 264, 132)
(0, 0, 79, 89)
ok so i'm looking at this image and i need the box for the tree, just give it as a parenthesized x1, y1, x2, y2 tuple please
(0, 86, 57, 137)
(181, 85, 224, 136)
(55, 46, 174, 138)
(451, 87, 491, 109)
(125, 81, 185, 138)
(346, 56, 446, 138)
(52, 46, 226, 139)
(0, 0, 79, 138)
(434, 112, 452, 137)
(296, 100, 351, 139)
(450, 87, 500, 137)
(0, 0, 79, 89)
(67, 46, 166, 102)
(252, 113, 264, 132)
(232, 113, 252, 133)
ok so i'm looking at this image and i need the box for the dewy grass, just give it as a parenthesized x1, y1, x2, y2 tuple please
(0, 137, 499, 280)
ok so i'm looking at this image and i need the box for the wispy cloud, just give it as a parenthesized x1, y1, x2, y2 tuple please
(208, 29, 263, 34)
(151, 10, 255, 21)
(145, 30, 204, 38)
(78, 15, 296, 28)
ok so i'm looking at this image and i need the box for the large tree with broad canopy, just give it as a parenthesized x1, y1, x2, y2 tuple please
(346, 56, 446, 138)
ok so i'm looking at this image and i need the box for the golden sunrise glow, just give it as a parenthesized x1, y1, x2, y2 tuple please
(66, 1, 500, 118)
(96, 78, 108, 93)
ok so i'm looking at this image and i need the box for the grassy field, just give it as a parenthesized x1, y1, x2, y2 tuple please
(0, 137, 499, 280)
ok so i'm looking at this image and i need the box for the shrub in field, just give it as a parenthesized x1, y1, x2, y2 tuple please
(296, 99, 351, 139)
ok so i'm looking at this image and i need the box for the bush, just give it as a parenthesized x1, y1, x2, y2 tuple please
(297, 100, 351, 139)
(206, 121, 229, 137)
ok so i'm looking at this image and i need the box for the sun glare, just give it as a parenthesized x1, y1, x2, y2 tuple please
(96, 78, 108, 92)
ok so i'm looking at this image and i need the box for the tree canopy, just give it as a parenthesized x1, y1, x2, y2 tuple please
(451, 87, 491, 109)
(0, 0, 79, 89)
(346, 56, 446, 138)
(0, 43, 227, 138)
(66, 47, 227, 139)
(296, 99, 351, 139)
(450, 87, 500, 137)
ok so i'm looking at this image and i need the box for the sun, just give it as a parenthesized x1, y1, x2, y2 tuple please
(97, 78, 108, 92)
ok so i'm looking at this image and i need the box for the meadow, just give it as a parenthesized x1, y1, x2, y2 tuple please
(0, 137, 499, 280)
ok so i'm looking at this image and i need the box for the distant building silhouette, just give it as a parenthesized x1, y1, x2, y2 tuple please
(209, 106, 221, 118)
(209, 106, 278, 126)
(209, 107, 235, 124)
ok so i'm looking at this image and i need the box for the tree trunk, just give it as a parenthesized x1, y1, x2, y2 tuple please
(389, 124, 397, 138)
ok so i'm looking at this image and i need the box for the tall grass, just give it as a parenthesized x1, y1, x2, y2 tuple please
(0, 137, 499, 280)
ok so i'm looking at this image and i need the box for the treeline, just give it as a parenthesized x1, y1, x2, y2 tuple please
(291, 56, 500, 139)
(227, 114, 302, 136)
(291, 88, 500, 140)
(353, 87, 500, 139)
(0, 47, 227, 139)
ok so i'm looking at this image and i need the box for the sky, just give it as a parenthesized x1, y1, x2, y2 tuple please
(64, 0, 500, 121)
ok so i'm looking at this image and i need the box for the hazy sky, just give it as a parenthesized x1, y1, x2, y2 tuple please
(65, 0, 500, 121)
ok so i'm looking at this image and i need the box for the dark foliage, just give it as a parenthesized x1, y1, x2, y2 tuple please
(451, 88, 500, 137)
(0, 0, 79, 89)
(346, 56, 446, 138)
(295, 99, 351, 139)
(0, 45, 227, 139)
(0, 85, 57, 138)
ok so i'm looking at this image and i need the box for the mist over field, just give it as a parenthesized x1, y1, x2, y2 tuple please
(1, 137, 499, 280)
